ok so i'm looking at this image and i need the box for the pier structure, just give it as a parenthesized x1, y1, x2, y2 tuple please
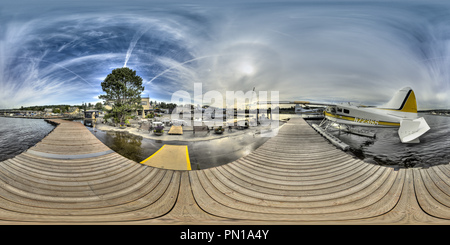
(0, 118, 449, 224)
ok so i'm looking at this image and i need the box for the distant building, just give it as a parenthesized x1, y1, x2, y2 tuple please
(44, 108, 53, 115)
(84, 110, 99, 119)
(102, 97, 152, 117)
(138, 97, 151, 116)
(69, 107, 79, 113)
(102, 100, 113, 110)
(100, 97, 152, 117)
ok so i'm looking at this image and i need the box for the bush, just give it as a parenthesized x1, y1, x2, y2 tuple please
(154, 125, 164, 133)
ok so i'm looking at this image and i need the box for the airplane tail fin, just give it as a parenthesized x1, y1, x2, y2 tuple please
(380, 87, 430, 142)
(379, 87, 417, 113)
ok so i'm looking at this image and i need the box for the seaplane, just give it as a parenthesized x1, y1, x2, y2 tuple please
(246, 86, 430, 143)
(294, 104, 323, 114)
(304, 87, 430, 143)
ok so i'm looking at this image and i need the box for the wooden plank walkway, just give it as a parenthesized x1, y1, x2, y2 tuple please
(168, 125, 183, 135)
(0, 118, 449, 224)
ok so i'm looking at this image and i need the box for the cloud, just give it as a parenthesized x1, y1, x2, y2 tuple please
(1, 1, 450, 109)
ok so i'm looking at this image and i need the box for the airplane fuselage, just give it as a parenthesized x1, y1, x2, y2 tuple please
(324, 103, 418, 127)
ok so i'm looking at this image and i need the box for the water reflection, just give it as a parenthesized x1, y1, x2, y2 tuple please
(85, 122, 270, 170)
(104, 131, 144, 163)
(83, 119, 95, 127)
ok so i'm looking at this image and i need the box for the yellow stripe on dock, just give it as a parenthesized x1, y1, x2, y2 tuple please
(186, 146, 191, 170)
(140, 145, 167, 164)
(140, 144, 191, 171)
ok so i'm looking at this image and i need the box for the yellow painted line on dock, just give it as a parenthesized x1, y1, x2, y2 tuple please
(186, 146, 191, 170)
(140, 144, 191, 171)
(140, 145, 166, 164)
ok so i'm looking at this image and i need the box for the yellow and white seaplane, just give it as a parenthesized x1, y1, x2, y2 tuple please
(309, 87, 430, 143)
(253, 86, 430, 143)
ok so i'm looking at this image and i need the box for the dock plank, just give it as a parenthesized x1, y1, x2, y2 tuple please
(0, 118, 449, 224)
(168, 125, 183, 135)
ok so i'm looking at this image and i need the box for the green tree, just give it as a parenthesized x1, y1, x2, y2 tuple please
(98, 67, 144, 124)
(167, 103, 177, 110)
(95, 102, 103, 110)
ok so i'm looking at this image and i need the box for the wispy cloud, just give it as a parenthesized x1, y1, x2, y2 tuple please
(1, 1, 450, 109)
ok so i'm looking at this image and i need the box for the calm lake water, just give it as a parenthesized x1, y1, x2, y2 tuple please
(1, 114, 449, 169)
(0, 117, 55, 162)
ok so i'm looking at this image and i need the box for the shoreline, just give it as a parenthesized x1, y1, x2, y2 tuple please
(0, 115, 83, 120)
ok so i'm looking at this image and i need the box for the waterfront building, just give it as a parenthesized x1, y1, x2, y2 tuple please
(138, 97, 151, 117)
(84, 110, 99, 119)
(68, 107, 79, 113)
(101, 97, 152, 117)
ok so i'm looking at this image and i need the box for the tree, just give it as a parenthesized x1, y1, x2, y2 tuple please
(98, 67, 144, 124)
(167, 103, 177, 110)
(95, 102, 103, 110)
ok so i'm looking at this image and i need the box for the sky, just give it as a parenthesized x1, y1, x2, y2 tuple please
(1, 0, 450, 109)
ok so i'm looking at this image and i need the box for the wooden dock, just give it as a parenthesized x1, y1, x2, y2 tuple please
(168, 125, 183, 135)
(0, 118, 449, 224)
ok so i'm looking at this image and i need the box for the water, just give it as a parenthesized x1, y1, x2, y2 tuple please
(86, 125, 270, 170)
(0, 117, 55, 162)
(307, 113, 450, 168)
